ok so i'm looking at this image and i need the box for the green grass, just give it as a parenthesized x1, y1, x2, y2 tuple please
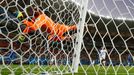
(0, 64, 134, 75)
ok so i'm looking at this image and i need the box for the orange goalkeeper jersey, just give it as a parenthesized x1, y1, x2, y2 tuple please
(22, 14, 77, 41)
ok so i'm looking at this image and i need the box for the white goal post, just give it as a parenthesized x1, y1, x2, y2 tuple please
(72, 0, 88, 73)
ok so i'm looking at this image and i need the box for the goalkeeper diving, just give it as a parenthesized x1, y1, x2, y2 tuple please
(17, 8, 77, 42)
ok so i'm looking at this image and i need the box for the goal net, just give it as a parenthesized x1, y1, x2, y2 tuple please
(0, 0, 134, 75)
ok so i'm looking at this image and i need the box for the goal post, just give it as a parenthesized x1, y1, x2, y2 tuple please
(72, 0, 88, 73)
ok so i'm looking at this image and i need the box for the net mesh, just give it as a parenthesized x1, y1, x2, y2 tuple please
(0, 0, 134, 75)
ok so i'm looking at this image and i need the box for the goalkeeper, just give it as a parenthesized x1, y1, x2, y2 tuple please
(18, 10, 77, 42)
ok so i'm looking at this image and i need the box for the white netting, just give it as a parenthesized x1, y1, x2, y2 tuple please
(0, 0, 134, 75)
(0, 0, 82, 74)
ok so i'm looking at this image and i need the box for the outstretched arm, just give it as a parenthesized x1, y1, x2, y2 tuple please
(68, 25, 77, 31)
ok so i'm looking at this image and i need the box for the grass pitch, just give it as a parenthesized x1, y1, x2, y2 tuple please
(0, 64, 134, 75)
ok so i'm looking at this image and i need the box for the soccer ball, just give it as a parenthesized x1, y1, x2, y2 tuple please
(18, 35, 25, 42)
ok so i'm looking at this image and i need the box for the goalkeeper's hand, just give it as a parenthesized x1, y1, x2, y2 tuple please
(16, 11, 23, 19)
